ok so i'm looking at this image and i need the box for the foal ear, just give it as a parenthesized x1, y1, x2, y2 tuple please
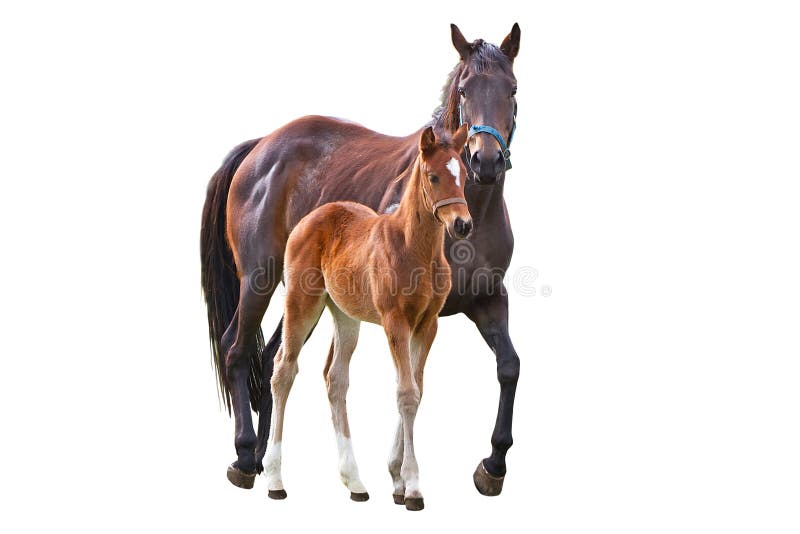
(453, 124, 469, 149)
(500, 23, 521, 61)
(451, 24, 472, 61)
(419, 126, 437, 155)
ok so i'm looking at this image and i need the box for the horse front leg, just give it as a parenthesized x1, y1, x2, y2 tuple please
(388, 314, 437, 506)
(466, 289, 521, 496)
(383, 314, 425, 511)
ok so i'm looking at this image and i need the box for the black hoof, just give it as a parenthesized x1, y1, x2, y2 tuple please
(392, 494, 405, 505)
(473, 461, 504, 496)
(405, 497, 424, 511)
(268, 489, 288, 500)
(226, 464, 256, 489)
(350, 492, 370, 502)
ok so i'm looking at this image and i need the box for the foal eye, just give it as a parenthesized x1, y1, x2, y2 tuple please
(458, 87, 465, 97)
(429, 174, 439, 183)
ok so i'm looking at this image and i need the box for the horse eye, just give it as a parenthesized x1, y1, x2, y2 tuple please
(511, 87, 517, 96)
(458, 87, 465, 97)
(430, 174, 439, 183)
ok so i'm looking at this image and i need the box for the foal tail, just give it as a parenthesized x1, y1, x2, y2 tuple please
(200, 137, 264, 414)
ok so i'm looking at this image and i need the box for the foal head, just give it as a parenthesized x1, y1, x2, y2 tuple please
(418, 124, 472, 239)
(443, 23, 521, 185)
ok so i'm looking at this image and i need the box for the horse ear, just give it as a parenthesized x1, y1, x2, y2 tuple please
(453, 124, 469, 149)
(419, 126, 437, 155)
(451, 24, 472, 61)
(500, 23, 521, 61)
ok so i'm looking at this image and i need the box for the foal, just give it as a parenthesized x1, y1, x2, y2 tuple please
(263, 125, 471, 511)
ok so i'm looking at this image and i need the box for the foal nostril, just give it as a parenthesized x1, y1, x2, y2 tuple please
(454, 217, 473, 238)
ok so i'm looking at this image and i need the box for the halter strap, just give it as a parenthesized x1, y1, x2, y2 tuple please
(458, 102, 517, 171)
(432, 197, 468, 212)
(421, 180, 467, 224)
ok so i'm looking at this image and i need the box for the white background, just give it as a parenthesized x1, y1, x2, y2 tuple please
(2, 1, 799, 532)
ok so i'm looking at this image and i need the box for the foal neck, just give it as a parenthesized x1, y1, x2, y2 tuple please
(392, 158, 445, 255)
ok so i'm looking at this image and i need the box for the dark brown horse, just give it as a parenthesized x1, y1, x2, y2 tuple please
(201, 23, 522, 496)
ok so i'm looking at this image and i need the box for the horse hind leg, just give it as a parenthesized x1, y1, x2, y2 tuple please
(263, 288, 326, 499)
(255, 318, 281, 473)
(325, 304, 368, 501)
(224, 281, 272, 488)
(256, 312, 324, 472)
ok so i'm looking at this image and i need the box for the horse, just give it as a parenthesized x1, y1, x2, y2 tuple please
(263, 126, 471, 510)
(200, 23, 522, 497)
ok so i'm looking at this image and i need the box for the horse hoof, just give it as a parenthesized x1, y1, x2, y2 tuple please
(350, 492, 370, 502)
(392, 494, 405, 505)
(404, 497, 424, 511)
(268, 489, 288, 500)
(473, 461, 504, 496)
(226, 465, 255, 489)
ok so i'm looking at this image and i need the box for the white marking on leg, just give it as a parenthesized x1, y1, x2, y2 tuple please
(447, 157, 461, 186)
(263, 441, 283, 490)
(398, 385, 422, 499)
(336, 433, 367, 493)
(387, 418, 405, 495)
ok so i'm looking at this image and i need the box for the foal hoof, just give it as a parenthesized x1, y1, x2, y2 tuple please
(350, 492, 370, 502)
(226, 465, 256, 489)
(473, 461, 505, 496)
(392, 494, 405, 505)
(404, 497, 424, 511)
(268, 489, 288, 500)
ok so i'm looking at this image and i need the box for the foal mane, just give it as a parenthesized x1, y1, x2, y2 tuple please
(431, 40, 513, 134)
(392, 134, 457, 184)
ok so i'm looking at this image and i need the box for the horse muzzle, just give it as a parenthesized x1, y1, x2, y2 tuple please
(470, 149, 506, 184)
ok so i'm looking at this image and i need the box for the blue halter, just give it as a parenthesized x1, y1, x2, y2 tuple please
(458, 102, 517, 172)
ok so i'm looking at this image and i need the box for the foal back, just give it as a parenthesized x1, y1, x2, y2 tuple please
(286, 201, 384, 325)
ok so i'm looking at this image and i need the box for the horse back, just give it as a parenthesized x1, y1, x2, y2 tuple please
(226, 116, 419, 270)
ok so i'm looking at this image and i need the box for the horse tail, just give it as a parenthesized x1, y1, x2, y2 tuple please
(200, 137, 264, 414)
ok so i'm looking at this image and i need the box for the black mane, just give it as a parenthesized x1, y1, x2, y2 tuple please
(431, 40, 512, 133)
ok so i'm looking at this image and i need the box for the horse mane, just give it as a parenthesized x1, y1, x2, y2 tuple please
(431, 40, 512, 134)
(393, 156, 417, 183)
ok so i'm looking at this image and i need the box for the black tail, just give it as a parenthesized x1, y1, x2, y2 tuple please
(200, 137, 263, 414)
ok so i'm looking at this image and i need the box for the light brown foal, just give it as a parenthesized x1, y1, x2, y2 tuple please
(263, 125, 471, 511)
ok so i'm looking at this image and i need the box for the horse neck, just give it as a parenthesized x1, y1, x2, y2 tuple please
(392, 158, 445, 255)
(465, 173, 508, 225)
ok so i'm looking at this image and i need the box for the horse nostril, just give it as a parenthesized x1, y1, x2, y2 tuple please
(495, 150, 504, 166)
(463, 219, 473, 236)
(470, 152, 481, 172)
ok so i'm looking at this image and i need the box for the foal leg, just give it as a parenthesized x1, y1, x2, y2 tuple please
(387, 418, 405, 504)
(384, 315, 424, 511)
(388, 315, 437, 505)
(224, 281, 272, 488)
(263, 291, 326, 499)
(256, 315, 321, 471)
(467, 290, 521, 496)
(325, 304, 368, 501)
(255, 317, 281, 473)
